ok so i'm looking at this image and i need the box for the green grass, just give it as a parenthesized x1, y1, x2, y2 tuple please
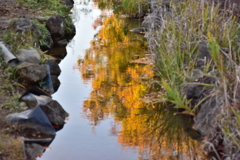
(18, 0, 73, 33)
(147, 0, 240, 111)
(18, 0, 71, 17)
(3, 19, 49, 53)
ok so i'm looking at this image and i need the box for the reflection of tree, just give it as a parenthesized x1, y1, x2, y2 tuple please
(80, 14, 204, 159)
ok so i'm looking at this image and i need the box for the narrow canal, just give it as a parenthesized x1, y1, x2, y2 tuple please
(39, 0, 203, 159)
(40, 1, 139, 159)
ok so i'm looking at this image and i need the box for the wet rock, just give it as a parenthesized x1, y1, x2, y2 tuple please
(57, 39, 68, 47)
(47, 44, 67, 59)
(25, 86, 52, 97)
(10, 18, 40, 34)
(16, 62, 48, 83)
(16, 48, 41, 64)
(19, 92, 67, 126)
(177, 114, 203, 141)
(42, 64, 54, 94)
(64, 0, 74, 8)
(24, 143, 44, 160)
(46, 14, 66, 42)
(19, 93, 52, 108)
(45, 59, 61, 76)
(40, 100, 69, 126)
(51, 75, 61, 93)
(6, 106, 56, 135)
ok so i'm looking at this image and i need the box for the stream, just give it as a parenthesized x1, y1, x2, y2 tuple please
(39, 1, 138, 160)
(39, 0, 203, 159)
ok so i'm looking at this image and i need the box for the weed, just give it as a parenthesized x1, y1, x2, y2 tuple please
(144, 0, 240, 156)
(3, 19, 50, 53)
(18, 0, 73, 34)
(0, 134, 25, 160)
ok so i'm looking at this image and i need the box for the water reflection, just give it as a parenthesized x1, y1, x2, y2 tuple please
(80, 14, 205, 159)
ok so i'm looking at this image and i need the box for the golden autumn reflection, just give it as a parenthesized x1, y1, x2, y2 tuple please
(79, 15, 205, 159)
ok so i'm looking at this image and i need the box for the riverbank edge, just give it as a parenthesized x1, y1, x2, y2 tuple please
(141, 0, 240, 159)
(0, 0, 75, 159)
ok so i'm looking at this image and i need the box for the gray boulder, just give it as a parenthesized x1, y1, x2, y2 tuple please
(46, 15, 66, 42)
(20, 93, 52, 108)
(64, 0, 74, 8)
(20, 93, 68, 126)
(24, 143, 44, 160)
(6, 106, 56, 135)
(16, 62, 48, 83)
(10, 18, 40, 34)
(47, 44, 67, 59)
(40, 100, 69, 126)
(45, 59, 61, 76)
(51, 75, 61, 92)
(16, 48, 41, 64)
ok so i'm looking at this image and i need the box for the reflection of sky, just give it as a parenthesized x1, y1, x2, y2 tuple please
(38, 0, 138, 160)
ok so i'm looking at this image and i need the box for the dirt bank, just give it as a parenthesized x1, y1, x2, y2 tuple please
(0, 0, 74, 159)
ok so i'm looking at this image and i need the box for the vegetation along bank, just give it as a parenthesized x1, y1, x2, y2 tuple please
(0, 0, 75, 159)
(140, 0, 240, 159)
(1, 0, 240, 159)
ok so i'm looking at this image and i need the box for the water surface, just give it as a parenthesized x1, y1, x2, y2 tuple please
(40, 0, 203, 159)
(39, 1, 139, 160)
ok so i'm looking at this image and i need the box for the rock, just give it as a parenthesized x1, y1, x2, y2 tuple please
(194, 95, 223, 136)
(65, 23, 76, 41)
(64, 0, 74, 8)
(193, 42, 213, 69)
(20, 92, 68, 126)
(188, 69, 204, 81)
(182, 76, 217, 107)
(16, 62, 48, 83)
(56, 39, 68, 47)
(47, 44, 67, 59)
(46, 15, 66, 42)
(6, 106, 56, 135)
(24, 143, 44, 160)
(51, 75, 61, 92)
(177, 114, 203, 141)
(40, 100, 69, 126)
(41, 64, 54, 94)
(10, 18, 40, 34)
(130, 27, 147, 35)
(19, 93, 52, 108)
(16, 48, 41, 64)
(45, 59, 61, 76)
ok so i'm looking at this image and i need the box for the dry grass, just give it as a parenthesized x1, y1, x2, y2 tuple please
(144, 0, 240, 159)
